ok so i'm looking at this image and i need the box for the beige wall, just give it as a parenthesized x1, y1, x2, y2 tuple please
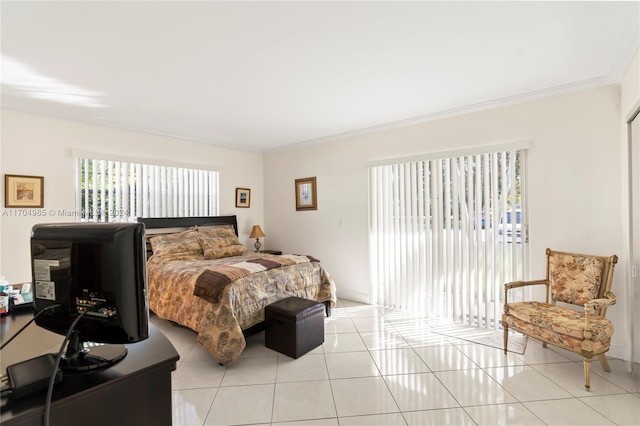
(264, 85, 628, 358)
(0, 109, 265, 282)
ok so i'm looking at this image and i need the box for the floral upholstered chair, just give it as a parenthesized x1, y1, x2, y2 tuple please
(503, 248, 618, 390)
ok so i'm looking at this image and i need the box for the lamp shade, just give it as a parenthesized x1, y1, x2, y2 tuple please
(249, 225, 265, 238)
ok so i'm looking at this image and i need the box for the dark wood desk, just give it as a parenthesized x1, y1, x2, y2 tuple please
(1, 310, 179, 426)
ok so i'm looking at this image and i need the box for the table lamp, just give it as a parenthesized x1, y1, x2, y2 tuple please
(249, 225, 265, 252)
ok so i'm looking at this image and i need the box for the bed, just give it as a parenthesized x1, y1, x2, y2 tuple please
(138, 215, 337, 365)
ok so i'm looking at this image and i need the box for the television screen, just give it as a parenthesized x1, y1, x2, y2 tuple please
(31, 222, 149, 371)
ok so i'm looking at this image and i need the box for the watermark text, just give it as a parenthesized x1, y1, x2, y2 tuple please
(2, 209, 131, 218)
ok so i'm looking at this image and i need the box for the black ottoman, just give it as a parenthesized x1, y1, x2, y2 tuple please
(265, 297, 325, 358)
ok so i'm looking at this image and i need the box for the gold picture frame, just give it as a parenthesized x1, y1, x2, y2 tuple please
(5, 174, 44, 208)
(295, 177, 317, 211)
(235, 187, 251, 208)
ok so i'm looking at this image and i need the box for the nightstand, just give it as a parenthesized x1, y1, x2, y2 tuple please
(260, 250, 282, 255)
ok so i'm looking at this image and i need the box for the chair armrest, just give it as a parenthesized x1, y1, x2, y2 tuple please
(584, 292, 616, 340)
(585, 291, 617, 311)
(504, 279, 547, 291)
(504, 279, 548, 311)
(584, 292, 616, 337)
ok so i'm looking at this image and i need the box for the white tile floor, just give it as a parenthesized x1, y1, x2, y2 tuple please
(154, 299, 640, 426)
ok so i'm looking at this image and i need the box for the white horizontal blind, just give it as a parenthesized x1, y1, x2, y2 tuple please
(75, 156, 219, 222)
(369, 147, 528, 329)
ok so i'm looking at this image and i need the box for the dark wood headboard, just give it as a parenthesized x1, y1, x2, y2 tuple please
(137, 216, 239, 236)
(137, 216, 239, 258)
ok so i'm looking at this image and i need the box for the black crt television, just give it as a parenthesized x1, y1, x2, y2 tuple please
(30, 222, 149, 372)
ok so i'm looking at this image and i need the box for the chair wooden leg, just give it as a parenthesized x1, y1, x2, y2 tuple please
(598, 354, 611, 372)
(583, 357, 592, 390)
(503, 325, 508, 354)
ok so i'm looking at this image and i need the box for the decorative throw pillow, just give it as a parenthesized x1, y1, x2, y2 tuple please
(149, 230, 203, 257)
(203, 244, 246, 260)
(196, 225, 246, 259)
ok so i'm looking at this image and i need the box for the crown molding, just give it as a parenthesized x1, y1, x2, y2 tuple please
(609, 2, 640, 83)
(267, 77, 615, 154)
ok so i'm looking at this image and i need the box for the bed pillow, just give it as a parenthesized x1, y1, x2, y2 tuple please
(195, 224, 238, 239)
(196, 226, 246, 259)
(149, 230, 203, 257)
(202, 244, 246, 260)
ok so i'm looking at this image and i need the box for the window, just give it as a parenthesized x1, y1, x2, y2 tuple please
(74, 153, 219, 222)
(368, 142, 529, 329)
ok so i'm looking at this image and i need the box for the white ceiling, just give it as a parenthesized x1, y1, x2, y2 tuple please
(1, 1, 639, 152)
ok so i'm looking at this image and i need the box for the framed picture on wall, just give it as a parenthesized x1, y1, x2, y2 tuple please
(295, 177, 317, 211)
(235, 188, 251, 208)
(5, 174, 44, 208)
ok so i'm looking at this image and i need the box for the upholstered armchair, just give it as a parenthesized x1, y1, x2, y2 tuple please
(503, 248, 618, 390)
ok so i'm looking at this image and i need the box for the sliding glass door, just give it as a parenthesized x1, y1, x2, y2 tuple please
(368, 142, 529, 329)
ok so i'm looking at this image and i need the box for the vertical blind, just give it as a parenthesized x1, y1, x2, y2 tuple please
(368, 145, 528, 329)
(74, 155, 219, 222)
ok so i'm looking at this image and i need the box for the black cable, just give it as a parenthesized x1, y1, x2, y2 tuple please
(0, 305, 61, 350)
(43, 309, 91, 426)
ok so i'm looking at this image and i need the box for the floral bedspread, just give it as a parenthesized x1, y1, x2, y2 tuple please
(146, 251, 337, 365)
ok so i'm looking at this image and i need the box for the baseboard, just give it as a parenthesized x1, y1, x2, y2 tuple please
(336, 289, 369, 304)
(608, 344, 625, 361)
(607, 342, 640, 363)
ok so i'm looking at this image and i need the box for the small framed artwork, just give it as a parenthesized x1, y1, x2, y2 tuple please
(5, 174, 44, 208)
(235, 188, 251, 208)
(295, 177, 317, 211)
